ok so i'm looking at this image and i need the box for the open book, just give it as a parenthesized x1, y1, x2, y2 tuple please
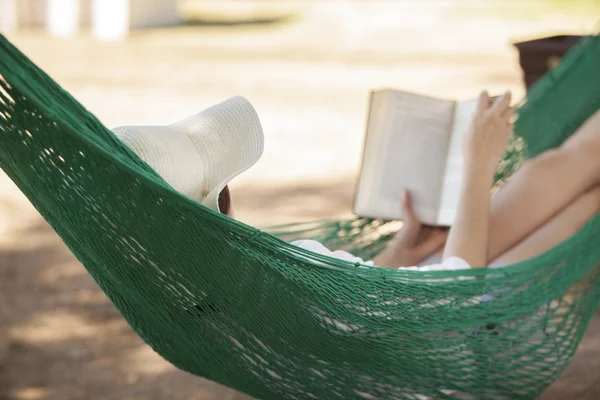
(353, 89, 490, 226)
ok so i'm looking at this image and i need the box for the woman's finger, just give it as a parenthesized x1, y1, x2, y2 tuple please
(398, 189, 423, 244)
(474, 90, 490, 116)
(502, 106, 515, 121)
(490, 91, 511, 115)
(402, 189, 419, 224)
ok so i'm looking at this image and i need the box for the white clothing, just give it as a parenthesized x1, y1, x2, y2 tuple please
(291, 239, 471, 271)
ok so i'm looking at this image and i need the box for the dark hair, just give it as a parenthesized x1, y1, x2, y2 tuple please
(218, 185, 231, 215)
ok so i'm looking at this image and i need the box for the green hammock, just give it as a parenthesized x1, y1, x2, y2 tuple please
(1, 33, 600, 400)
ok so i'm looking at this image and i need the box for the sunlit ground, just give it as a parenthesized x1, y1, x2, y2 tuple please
(1, 1, 600, 399)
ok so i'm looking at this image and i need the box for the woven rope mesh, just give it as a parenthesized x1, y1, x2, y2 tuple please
(1, 34, 600, 399)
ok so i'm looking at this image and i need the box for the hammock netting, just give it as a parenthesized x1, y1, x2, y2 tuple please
(1, 33, 600, 400)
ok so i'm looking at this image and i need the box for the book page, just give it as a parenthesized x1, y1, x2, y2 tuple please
(437, 99, 479, 226)
(353, 91, 393, 218)
(354, 90, 454, 224)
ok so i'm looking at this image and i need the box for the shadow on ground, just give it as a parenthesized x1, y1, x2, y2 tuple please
(0, 219, 255, 400)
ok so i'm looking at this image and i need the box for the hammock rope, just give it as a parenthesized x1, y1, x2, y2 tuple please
(1, 33, 600, 399)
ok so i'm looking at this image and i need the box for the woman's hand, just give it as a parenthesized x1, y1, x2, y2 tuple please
(463, 91, 514, 177)
(373, 190, 448, 268)
(394, 189, 448, 264)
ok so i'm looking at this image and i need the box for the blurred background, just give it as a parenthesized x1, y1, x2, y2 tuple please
(0, 0, 599, 399)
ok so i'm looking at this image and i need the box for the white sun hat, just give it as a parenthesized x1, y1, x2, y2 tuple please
(112, 96, 264, 213)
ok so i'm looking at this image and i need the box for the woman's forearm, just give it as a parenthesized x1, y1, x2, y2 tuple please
(443, 167, 494, 267)
(442, 90, 513, 267)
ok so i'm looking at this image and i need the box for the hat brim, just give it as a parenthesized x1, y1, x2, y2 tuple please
(177, 96, 263, 212)
(113, 96, 264, 213)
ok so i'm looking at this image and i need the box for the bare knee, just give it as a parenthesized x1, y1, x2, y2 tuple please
(525, 144, 600, 188)
(567, 187, 600, 231)
(527, 109, 600, 186)
(580, 186, 600, 212)
(520, 148, 570, 183)
(562, 108, 600, 155)
(524, 148, 563, 173)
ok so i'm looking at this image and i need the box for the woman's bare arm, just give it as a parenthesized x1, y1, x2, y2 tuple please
(442, 165, 494, 267)
(442, 91, 514, 267)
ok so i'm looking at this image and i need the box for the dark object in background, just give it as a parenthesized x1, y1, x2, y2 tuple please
(513, 35, 583, 90)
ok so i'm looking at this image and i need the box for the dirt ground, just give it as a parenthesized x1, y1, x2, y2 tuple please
(1, 1, 600, 399)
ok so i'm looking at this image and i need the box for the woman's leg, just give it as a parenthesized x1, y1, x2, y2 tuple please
(491, 186, 600, 265)
(487, 109, 600, 261)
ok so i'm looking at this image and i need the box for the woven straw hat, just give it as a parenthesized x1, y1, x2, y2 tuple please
(112, 96, 264, 213)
